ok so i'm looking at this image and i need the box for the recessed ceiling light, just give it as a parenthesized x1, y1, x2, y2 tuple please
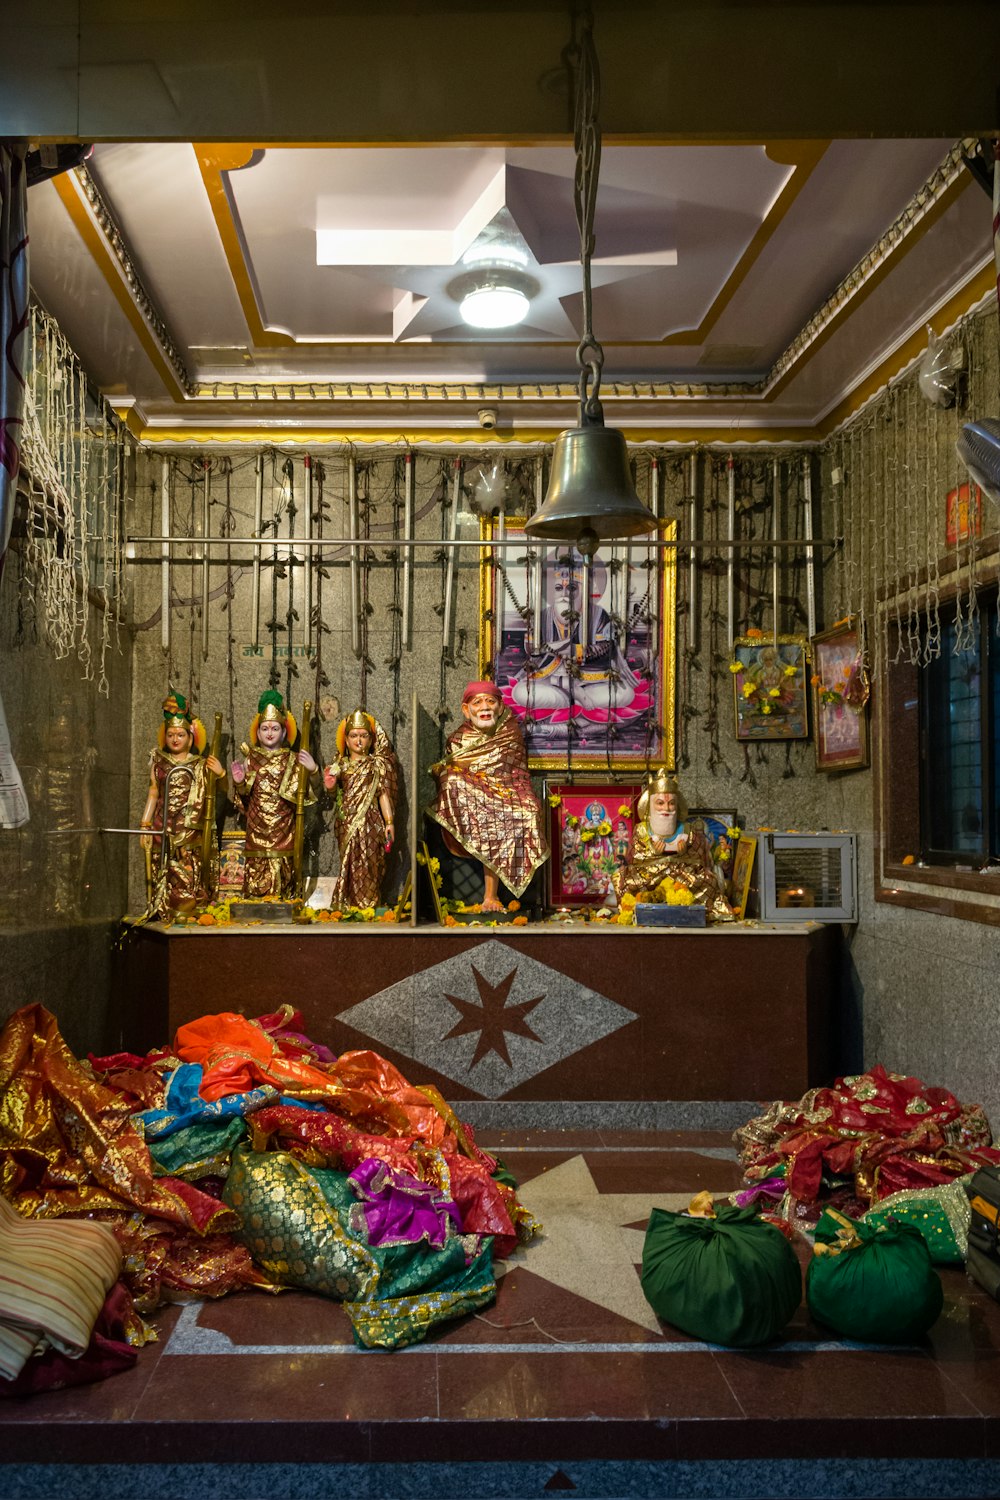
(459, 284, 531, 329)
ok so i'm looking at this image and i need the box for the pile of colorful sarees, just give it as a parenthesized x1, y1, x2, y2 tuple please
(0, 1003, 539, 1378)
(734, 1064, 1000, 1224)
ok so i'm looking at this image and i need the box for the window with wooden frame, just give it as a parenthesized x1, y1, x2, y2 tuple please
(878, 582, 1000, 923)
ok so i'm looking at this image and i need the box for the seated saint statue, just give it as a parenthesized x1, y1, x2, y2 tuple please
(612, 769, 734, 923)
(510, 553, 640, 713)
(323, 709, 398, 909)
(427, 680, 549, 911)
(231, 690, 317, 899)
(140, 691, 225, 917)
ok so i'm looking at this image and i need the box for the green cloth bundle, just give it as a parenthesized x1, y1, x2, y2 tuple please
(808, 1208, 943, 1341)
(641, 1204, 802, 1347)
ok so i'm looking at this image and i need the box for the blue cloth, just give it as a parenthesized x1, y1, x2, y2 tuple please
(138, 1063, 323, 1139)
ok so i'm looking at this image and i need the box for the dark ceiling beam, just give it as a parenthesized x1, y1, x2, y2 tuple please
(2, 3, 999, 143)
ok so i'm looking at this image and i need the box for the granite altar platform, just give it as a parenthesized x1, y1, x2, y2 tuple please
(114, 922, 846, 1125)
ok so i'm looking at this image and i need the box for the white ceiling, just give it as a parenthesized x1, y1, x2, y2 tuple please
(25, 135, 996, 443)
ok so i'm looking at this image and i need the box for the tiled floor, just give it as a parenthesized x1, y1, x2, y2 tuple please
(2, 1130, 999, 1499)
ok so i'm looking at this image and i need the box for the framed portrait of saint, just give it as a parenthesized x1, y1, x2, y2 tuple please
(479, 518, 677, 771)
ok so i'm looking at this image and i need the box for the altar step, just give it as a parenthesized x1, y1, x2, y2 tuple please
(1, 1129, 997, 1500)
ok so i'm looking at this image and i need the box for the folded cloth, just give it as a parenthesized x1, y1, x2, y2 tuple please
(0, 1196, 122, 1380)
(861, 1178, 972, 1264)
(0, 1282, 143, 1396)
(348, 1158, 462, 1249)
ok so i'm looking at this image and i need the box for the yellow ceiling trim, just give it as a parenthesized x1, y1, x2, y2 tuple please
(109, 404, 145, 440)
(659, 140, 829, 347)
(818, 261, 997, 436)
(135, 424, 820, 447)
(193, 143, 295, 349)
(51, 174, 188, 404)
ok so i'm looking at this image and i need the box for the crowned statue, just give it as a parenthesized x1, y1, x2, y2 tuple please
(139, 692, 226, 917)
(612, 769, 734, 922)
(427, 680, 548, 911)
(231, 690, 317, 899)
(323, 709, 398, 909)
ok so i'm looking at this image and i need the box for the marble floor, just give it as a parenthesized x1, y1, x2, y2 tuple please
(2, 1130, 999, 1500)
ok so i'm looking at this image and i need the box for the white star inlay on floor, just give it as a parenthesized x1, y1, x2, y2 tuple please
(496, 1153, 690, 1336)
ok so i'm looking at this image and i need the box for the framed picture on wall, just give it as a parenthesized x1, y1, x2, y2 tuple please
(545, 780, 642, 909)
(731, 634, 809, 742)
(811, 619, 870, 773)
(479, 517, 677, 770)
(687, 807, 738, 889)
(945, 481, 982, 546)
(729, 832, 756, 920)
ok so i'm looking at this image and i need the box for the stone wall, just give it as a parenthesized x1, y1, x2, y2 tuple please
(0, 563, 133, 1056)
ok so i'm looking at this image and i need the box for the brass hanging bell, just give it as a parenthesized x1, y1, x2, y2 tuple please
(525, 423, 657, 550)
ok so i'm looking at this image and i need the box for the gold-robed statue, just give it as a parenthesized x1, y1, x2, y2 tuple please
(139, 692, 226, 917)
(427, 680, 548, 911)
(323, 709, 398, 909)
(231, 690, 317, 899)
(612, 769, 734, 923)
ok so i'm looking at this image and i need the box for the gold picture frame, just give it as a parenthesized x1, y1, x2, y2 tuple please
(478, 516, 677, 771)
(729, 832, 756, 919)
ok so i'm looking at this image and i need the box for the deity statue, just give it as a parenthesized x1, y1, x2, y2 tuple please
(510, 553, 640, 714)
(231, 690, 317, 899)
(427, 680, 548, 911)
(323, 709, 398, 909)
(612, 769, 734, 922)
(140, 692, 225, 917)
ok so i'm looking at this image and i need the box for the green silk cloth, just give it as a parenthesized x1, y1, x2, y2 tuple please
(222, 1148, 497, 1348)
(861, 1178, 971, 1264)
(641, 1204, 802, 1347)
(809, 1209, 943, 1340)
(148, 1117, 248, 1182)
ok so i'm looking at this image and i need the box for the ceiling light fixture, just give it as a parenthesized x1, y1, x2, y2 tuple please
(459, 281, 531, 330)
(525, 4, 656, 557)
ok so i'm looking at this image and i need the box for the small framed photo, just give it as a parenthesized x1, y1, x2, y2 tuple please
(732, 635, 809, 741)
(810, 620, 870, 773)
(687, 808, 738, 889)
(729, 833, 756, 920)
(545, 781, 642, 909)
(945, 481, 982, 546)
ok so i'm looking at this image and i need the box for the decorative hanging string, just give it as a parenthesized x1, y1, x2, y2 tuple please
(218, 456, 239, 753)
(311, 457, 331, 712)
(19, 306, 131, 693)
(282, 456, 298, 704)
(388, 456, 405, 743)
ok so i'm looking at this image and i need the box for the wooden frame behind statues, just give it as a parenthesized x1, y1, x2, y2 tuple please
(810, 619, 870, 773)
(479, 517, 677, 770)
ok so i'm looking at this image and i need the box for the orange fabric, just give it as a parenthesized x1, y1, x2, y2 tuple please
(174, 1012, 340, 1103)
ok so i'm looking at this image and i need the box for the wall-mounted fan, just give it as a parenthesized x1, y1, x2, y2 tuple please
(917, 327, 963, 408)
(956, 419, 1000, 507)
